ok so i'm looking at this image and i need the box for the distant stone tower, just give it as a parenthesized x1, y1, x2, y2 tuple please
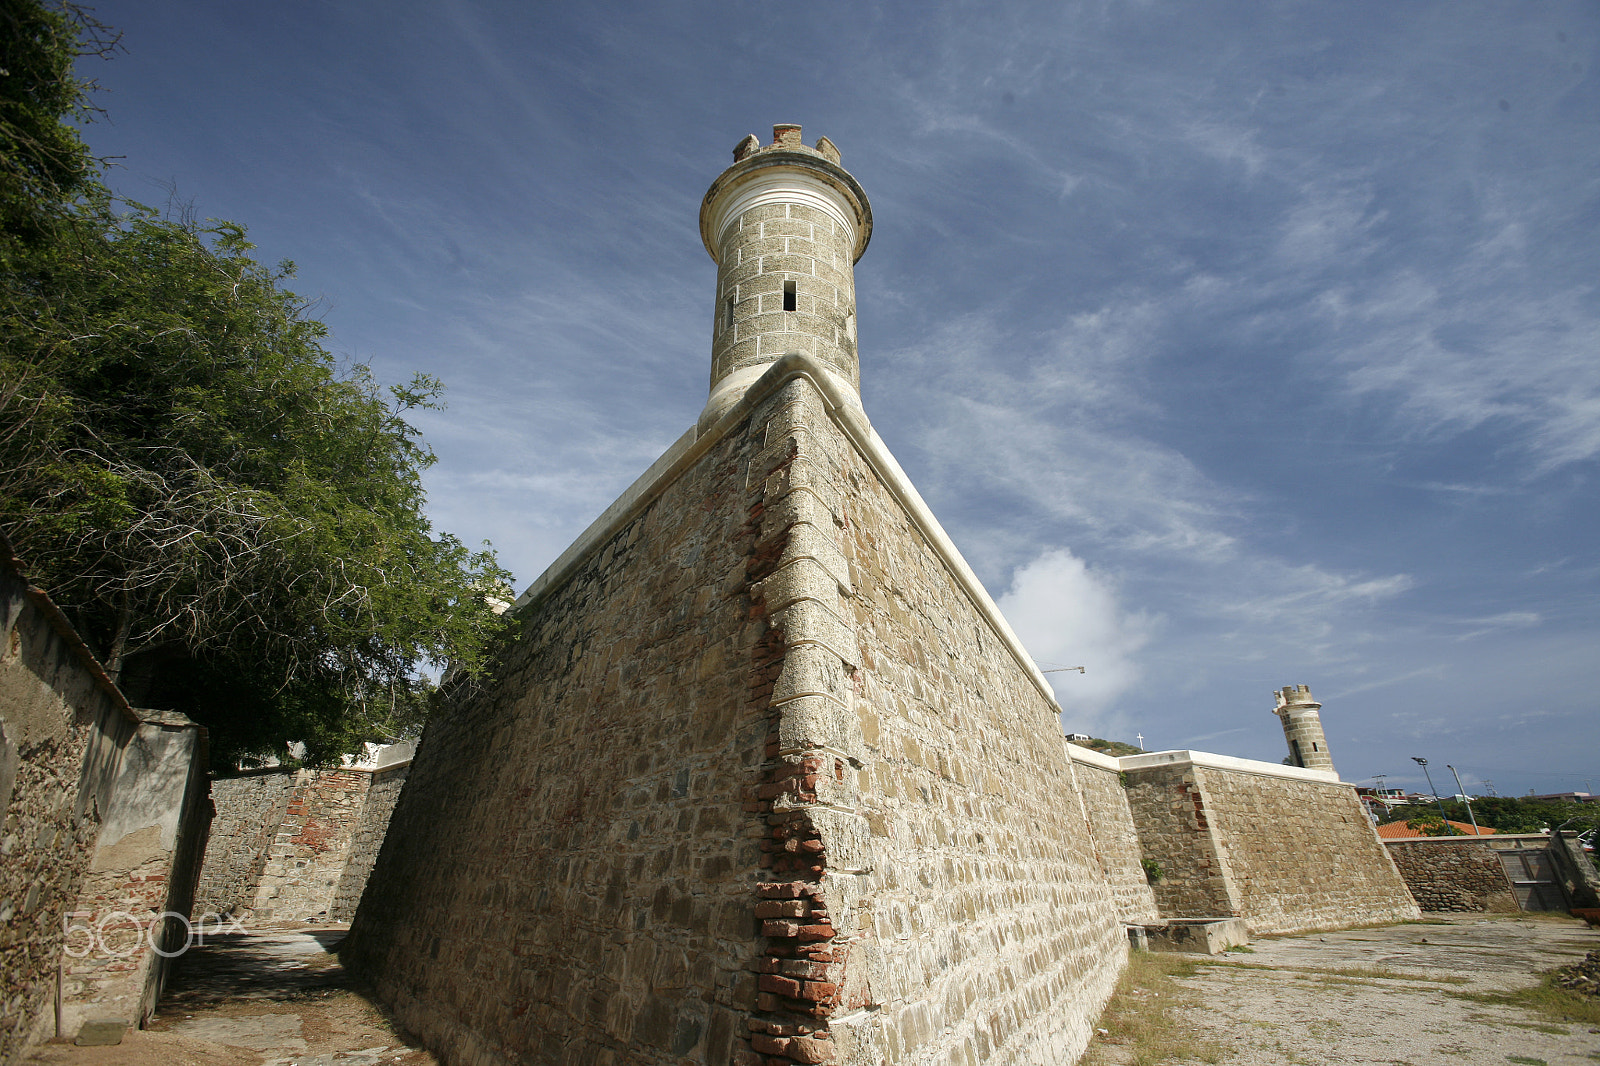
(1274, 684, 1335, 772)
(699, 124, 871, 430)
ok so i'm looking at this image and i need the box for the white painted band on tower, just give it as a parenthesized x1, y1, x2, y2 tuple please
(702, 171, 864, 266)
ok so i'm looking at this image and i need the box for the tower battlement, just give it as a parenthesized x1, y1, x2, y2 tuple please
(1274, 683, 1319, 712)
(730, 123, 842, 166)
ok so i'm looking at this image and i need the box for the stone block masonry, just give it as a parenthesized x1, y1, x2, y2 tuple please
(344, 362, 1128, 1066)
(1122, 751, 1419, 935)
(1384, 837, 1520, 913)
(329, 761, 411, 922)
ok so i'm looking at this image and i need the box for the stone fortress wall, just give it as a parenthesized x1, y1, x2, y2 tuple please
(1064, 748, 1161, 926)
(344, 363, 1133, 1066)
(338, 126, 1424, 1066)
(193, 746, 414, 924)
(1119, 751, 1418, 935)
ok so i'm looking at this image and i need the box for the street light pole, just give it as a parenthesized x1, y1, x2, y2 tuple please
(1446, 764, 1481, 835)
(1412, 757, 1452, 828)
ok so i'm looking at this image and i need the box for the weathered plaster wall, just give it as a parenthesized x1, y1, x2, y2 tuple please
(1383, 838, 1519, 913)
(329, 761, 410, 922)
(0, 553, 140, 1065)
(193, 771, 297, 918)
(61, 715, 210, 1033)
(1066, 747, 1161, 926)
(1123, 753, 1419, 935)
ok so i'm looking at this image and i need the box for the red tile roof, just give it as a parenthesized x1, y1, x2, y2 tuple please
(1376, 819, 1497, 839)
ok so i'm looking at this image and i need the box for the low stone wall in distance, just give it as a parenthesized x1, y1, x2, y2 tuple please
(193, 771, 298, 918)
(250, 769, 370, 920)
(1383, 837, 1522, 913)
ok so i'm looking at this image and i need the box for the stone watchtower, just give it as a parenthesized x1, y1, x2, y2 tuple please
(698, 124, 871, 431)
(1274, 684, 1335, 772)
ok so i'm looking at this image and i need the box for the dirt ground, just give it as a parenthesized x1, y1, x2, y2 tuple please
(20, 913, 1600, 1064)
(1092, 913, 1600, 1066)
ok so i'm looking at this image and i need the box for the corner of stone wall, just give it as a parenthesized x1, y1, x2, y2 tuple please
(1120, 763, 1241, 921)
(737, 381, 876, 1066)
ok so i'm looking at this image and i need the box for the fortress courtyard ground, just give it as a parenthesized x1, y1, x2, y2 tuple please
(19, 913, 1598, 1066)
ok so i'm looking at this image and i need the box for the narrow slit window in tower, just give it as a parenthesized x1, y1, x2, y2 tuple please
(725, 297, 734, 330)
(783, 280, 797, 312)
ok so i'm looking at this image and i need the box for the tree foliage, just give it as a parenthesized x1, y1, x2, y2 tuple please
(0, 0, 112, 238)
(1, 1, 512, 767)
(1380, 798, 1598, 837)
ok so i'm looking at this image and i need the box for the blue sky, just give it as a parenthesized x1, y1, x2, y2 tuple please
(78, 0, 1598, 799)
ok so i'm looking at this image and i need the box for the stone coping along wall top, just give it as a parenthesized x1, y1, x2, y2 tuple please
(1120, 748, 1341, 785)
(510, 351, 1065, 716)
(1069, 742, 1343, 785)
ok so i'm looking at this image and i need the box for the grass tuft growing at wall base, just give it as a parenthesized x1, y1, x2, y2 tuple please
(1083, 952, 1223, 1066)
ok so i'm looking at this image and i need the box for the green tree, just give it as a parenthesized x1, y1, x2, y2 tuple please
(1, 1, 512, 767)
(0, 0, 113, 238)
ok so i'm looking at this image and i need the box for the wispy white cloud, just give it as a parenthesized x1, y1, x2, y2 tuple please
(998, 548, 1155, 727)
(1445, 612, 1541, 642)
